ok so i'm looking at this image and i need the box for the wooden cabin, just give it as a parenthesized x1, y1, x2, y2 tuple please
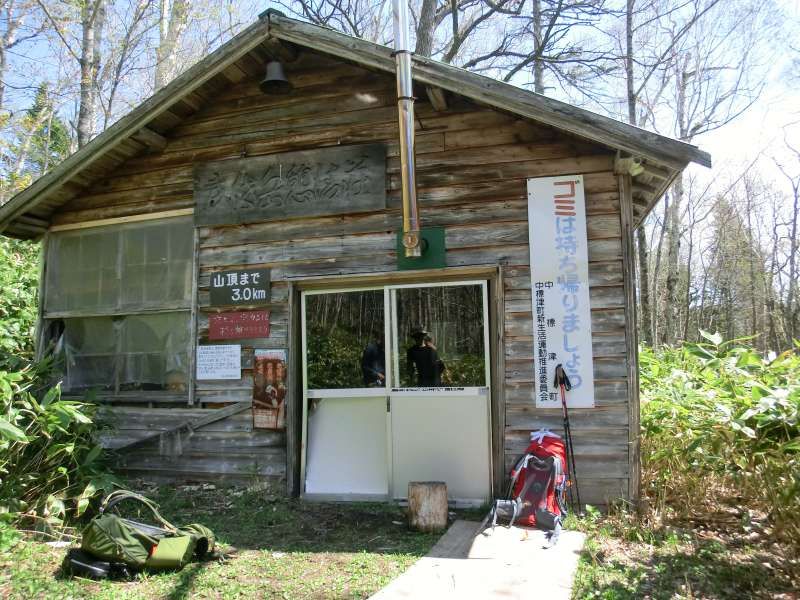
(0, 11, 710, 507)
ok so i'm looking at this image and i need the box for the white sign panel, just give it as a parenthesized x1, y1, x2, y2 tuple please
(196, 344, 241, 380)
(527, 175, 595, 408)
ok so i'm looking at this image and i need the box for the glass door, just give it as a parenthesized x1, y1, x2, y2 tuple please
(301, 288, 391, 499)
(388, 281, 492, 505)
(300, 280, 492, 505)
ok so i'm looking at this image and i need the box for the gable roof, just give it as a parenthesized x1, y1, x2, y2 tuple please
(0, 10, 710, 239)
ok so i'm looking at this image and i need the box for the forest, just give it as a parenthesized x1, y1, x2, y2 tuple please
(0, 0, 797, 351)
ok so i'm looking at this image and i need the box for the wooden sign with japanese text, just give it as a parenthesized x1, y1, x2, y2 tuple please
(194, 144, 386, 226)
(527, 175, 595, 408)
(209, 310, 270, 340)
(209, 268, 270, 306)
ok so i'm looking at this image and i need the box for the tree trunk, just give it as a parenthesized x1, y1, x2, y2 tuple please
(408, 481, 448, 532)
(664, 174, 683, 345)
(0, 45, 6, 114)
(625, 0, 636, 125)
(682, 216, 695, 342)
(636, 227, 651, 344)
(651, 198, 668, 346)
(532, 0, 544, 94)
(663, 58, 691, 345)
(786, 180, 799, 344)
(415, 0, 437, 57)
(155, 0, 190, 90)
(77, 0, 105, 148)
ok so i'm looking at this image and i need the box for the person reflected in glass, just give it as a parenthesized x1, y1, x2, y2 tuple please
(425, 334, 448, 386)
(361, 330, 386, 387)
(407, 326, 441, 387)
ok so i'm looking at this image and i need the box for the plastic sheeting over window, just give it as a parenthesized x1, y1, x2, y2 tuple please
(45, 218, 193, 315)
(63, 313, 190, 393)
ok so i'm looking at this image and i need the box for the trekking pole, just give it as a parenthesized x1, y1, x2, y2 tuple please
(554, 364, 582, 515)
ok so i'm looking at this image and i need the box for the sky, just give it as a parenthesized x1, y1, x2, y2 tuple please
(677, 0, 799, 197)
(2, 0, 798, 206)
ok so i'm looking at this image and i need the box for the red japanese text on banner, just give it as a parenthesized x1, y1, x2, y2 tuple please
(527, 175, 595, 408)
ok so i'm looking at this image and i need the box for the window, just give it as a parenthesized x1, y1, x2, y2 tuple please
(304, 290, 385, 390)
(393, 284, 486, 388)
(46, 218, 192, 313)
(44, 217, 194, 396)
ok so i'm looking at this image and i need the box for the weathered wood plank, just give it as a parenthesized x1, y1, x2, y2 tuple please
(505, 356, 627, 384)
(505, 380, 627, 406)
(389, 155, 614, 189)
(117, 452, 287, 478)
(503, 261, 624, 291)
(98, 407, 254, 432)
(198, 208, 620, 252)
(505, 405, 629, 429)
(504, 309, 626, 338)
(504, 332, 627, 361)
(502, 456, 628, 479)
(619, 173, 641, 505)
(504, 285, 625, 313)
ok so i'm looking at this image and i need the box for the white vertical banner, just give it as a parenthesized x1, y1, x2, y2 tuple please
(527, 175, 595, 408)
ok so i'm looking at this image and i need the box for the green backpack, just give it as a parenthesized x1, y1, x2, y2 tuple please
(81, 490, 216, 571)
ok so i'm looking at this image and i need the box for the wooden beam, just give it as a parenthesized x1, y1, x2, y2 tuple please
(48, 208, 194, 232)
(632, 180, 658, 197)
(112, 401, 253, 452)
(426, 86, 448, 112)
(618, 174, 641, 509)
(641, 162, 671, 181)
(132, 127, 168, 152)
(261, 37, 299, 63)
(286, 282, 301, 497)
(17, 215, 50, 229)
(290, 265, 499, 291)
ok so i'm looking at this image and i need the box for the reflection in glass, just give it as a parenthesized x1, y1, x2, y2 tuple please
(45, 218, 193, 314)
(61, 312, 190, 393)
(395, 285, 485, 388)
(305, 290, 384, 390)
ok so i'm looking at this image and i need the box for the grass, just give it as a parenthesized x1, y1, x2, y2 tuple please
(568, 507, 799, 600)
(0, 482, 445, 599)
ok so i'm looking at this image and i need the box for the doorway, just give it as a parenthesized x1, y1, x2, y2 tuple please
(300, 281, 492, 504)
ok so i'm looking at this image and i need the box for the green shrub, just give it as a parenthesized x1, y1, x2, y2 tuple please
(640, 332, 800, 545)
(0, 238, 39, 371)
(0, 361, 118, 529)
(307, 325, 365, 389)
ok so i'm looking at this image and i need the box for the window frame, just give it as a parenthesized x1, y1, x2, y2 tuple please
(41, 216, 197, 402)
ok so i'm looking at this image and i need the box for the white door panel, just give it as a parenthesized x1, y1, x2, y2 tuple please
(391, 392, 491, 503)
(304, 396, 388, 497)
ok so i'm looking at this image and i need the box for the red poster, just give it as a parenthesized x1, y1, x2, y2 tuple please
(253, 349, 287, 430)
(209, 310, 270, 340)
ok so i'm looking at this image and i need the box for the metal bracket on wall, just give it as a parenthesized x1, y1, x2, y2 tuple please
(396, 226, 446, 271)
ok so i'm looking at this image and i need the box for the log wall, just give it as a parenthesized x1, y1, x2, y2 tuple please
(52, 51, 631, 504)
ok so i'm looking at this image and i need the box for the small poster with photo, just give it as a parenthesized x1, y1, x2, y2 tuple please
(253, 349, 287, 430)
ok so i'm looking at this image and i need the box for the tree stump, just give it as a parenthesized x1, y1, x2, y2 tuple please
(408, 481, 448, 532)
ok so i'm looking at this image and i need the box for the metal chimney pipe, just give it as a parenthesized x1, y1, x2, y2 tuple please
(392, 0, 422, 258)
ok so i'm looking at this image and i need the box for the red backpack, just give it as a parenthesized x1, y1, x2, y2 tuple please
(489, 430, 568, 540)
